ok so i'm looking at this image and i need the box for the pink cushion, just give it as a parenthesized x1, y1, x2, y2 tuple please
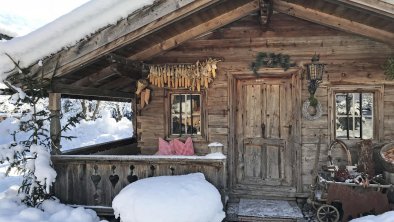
(173, 137, 194, 156)
(156, 138, 175, 155)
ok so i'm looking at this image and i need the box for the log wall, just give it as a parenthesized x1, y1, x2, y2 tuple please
(138, 13, 393, 194)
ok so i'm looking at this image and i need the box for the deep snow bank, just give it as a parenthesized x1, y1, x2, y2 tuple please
(112, 173, 225, 222)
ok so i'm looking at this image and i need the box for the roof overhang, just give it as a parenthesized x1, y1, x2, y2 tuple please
(8, 0, 393, 101)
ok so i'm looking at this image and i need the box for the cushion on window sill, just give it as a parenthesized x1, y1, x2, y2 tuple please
(173, 137, 195, 156)
(156, 137, 194, 156)
(156, 137, 175, 155)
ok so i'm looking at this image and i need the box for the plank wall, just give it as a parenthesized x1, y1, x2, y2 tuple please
(138, 12, 393, 193)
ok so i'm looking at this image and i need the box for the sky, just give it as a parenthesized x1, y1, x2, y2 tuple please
(0, 0, 90, 37)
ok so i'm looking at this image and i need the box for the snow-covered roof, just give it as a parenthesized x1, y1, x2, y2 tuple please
(1, 0, 393, 85)
(0, 27, 16, 40)
(0, 0, 155, 81)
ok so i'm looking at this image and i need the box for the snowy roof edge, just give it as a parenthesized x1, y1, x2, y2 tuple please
(0, 0, 203, 81)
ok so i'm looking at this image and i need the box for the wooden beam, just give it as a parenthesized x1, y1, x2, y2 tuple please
(106, 54, 148, 79)
(259, 0, 273, 29)
(334, 0, 394, 19)
(106, 53, 143, 68)
(273, 0, 394, 46)
(100, 77, 135, 91)
(130, 0, 260, 60)
(51, 82, 133, 101)
(72, 64, 119, 87)
(31, 0, 222, 80)
(71, 61, 142, 88)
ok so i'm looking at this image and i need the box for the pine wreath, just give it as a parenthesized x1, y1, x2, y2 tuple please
(302, 99, 322, 120)
(383, 56, 394, 80)
(251, 52, 295, 74)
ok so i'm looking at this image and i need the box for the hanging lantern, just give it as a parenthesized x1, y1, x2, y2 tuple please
(305, 54, 325, 96)
(306, 54, 325, 81)
(302, 54, 326, 120)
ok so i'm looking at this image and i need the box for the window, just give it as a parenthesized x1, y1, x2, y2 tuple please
(335, 92, 373, 139)
(170, 93, 201, 135)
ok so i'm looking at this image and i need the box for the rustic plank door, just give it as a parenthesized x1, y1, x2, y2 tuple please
(236, 77, 294, 192)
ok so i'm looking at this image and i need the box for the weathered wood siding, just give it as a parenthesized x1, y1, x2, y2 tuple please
(384, 85, 394, 140)
(52, 155, 226, 207)
(137, 87, 166, 154)
(138, 13, 393, 193)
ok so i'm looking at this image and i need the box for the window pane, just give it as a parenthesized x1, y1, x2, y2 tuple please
(336, 94, 348, 115)
(361, 93, 373, 139)
(171, 95, 181, 114)
(191, 116, 201, 135)
(362, 117, 373, 139)
(335, 92, 373, 139)
(170, 93, 201, 135)
(172, 115, 182, 134)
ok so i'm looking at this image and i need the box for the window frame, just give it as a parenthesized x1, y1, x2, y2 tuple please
(328, 85, 383, 142)
(164, 89, 207, 141)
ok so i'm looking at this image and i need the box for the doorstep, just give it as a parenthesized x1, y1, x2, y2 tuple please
(226, 199, 304, 222)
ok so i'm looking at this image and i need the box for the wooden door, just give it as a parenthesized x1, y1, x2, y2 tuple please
(235, 77, 294, 193)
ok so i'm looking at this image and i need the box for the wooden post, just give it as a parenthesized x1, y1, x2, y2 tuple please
(132, 98, 137, 138)
(49, 93, 62, 154)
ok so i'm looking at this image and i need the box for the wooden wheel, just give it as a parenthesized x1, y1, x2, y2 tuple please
(317, 204, 339, 222)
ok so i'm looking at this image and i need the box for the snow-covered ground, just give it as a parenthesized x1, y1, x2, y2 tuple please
(0, 96, 133, 151)
(0, 96, 132, 221)
(0, 164, 107, 222)
(350, 212, 394, 222)
(113, 173, 225, 222)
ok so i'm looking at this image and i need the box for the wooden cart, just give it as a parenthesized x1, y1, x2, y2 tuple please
(308, 176, 392, 222)
(308, 139, 392, 222)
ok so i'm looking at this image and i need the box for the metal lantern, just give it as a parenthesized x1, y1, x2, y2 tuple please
(306, 54, 325, 81)
(305, 54, 325, 95)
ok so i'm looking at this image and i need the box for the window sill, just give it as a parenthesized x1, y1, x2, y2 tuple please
(334, 138, 379, 145)
(166, 135, 207, 142)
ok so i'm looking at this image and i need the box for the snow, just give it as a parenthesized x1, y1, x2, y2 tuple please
(0, 27, 17, 39)
(112, 173, 225, 222)
(350, 211, 394, 222)
(0, 164, 107, 222)
(0, 0, 90, 37)
(208, 142, 224, 147)
(62, 112, 132, 150)
(0, 96, 133, 151)
(205, 152, 226, 159)
(28, 145, 57, 193)
(0, 0, 155, 81)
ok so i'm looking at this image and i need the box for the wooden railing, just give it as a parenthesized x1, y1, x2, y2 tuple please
(52, 154, 226, 209)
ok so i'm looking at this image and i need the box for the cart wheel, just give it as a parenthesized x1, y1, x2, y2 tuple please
(317, 204, 339, 222)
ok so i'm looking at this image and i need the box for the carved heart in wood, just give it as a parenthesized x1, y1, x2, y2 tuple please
(109, 174, 119, 187)
(127, 174, 138, 183)
(91, 175, 101, 187)
(93, 193, 100, 201)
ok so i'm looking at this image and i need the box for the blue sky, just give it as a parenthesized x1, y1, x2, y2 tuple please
(0, 0, 89, 36)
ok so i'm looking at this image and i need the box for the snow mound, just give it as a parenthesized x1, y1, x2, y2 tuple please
(112, 173, 225, 222)
(350, 211, 394, 222)
(0, 183, 107, 222)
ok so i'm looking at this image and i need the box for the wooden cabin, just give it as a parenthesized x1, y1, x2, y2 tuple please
(10, 0, 394, 220)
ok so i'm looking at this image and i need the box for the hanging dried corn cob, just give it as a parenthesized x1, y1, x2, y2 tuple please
(146, 58, 220, 91)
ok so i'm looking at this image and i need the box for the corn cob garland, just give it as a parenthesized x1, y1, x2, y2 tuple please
(147, 58, 219, 91)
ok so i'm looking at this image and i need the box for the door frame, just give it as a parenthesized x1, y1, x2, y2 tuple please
(227, 68, 302, 198)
